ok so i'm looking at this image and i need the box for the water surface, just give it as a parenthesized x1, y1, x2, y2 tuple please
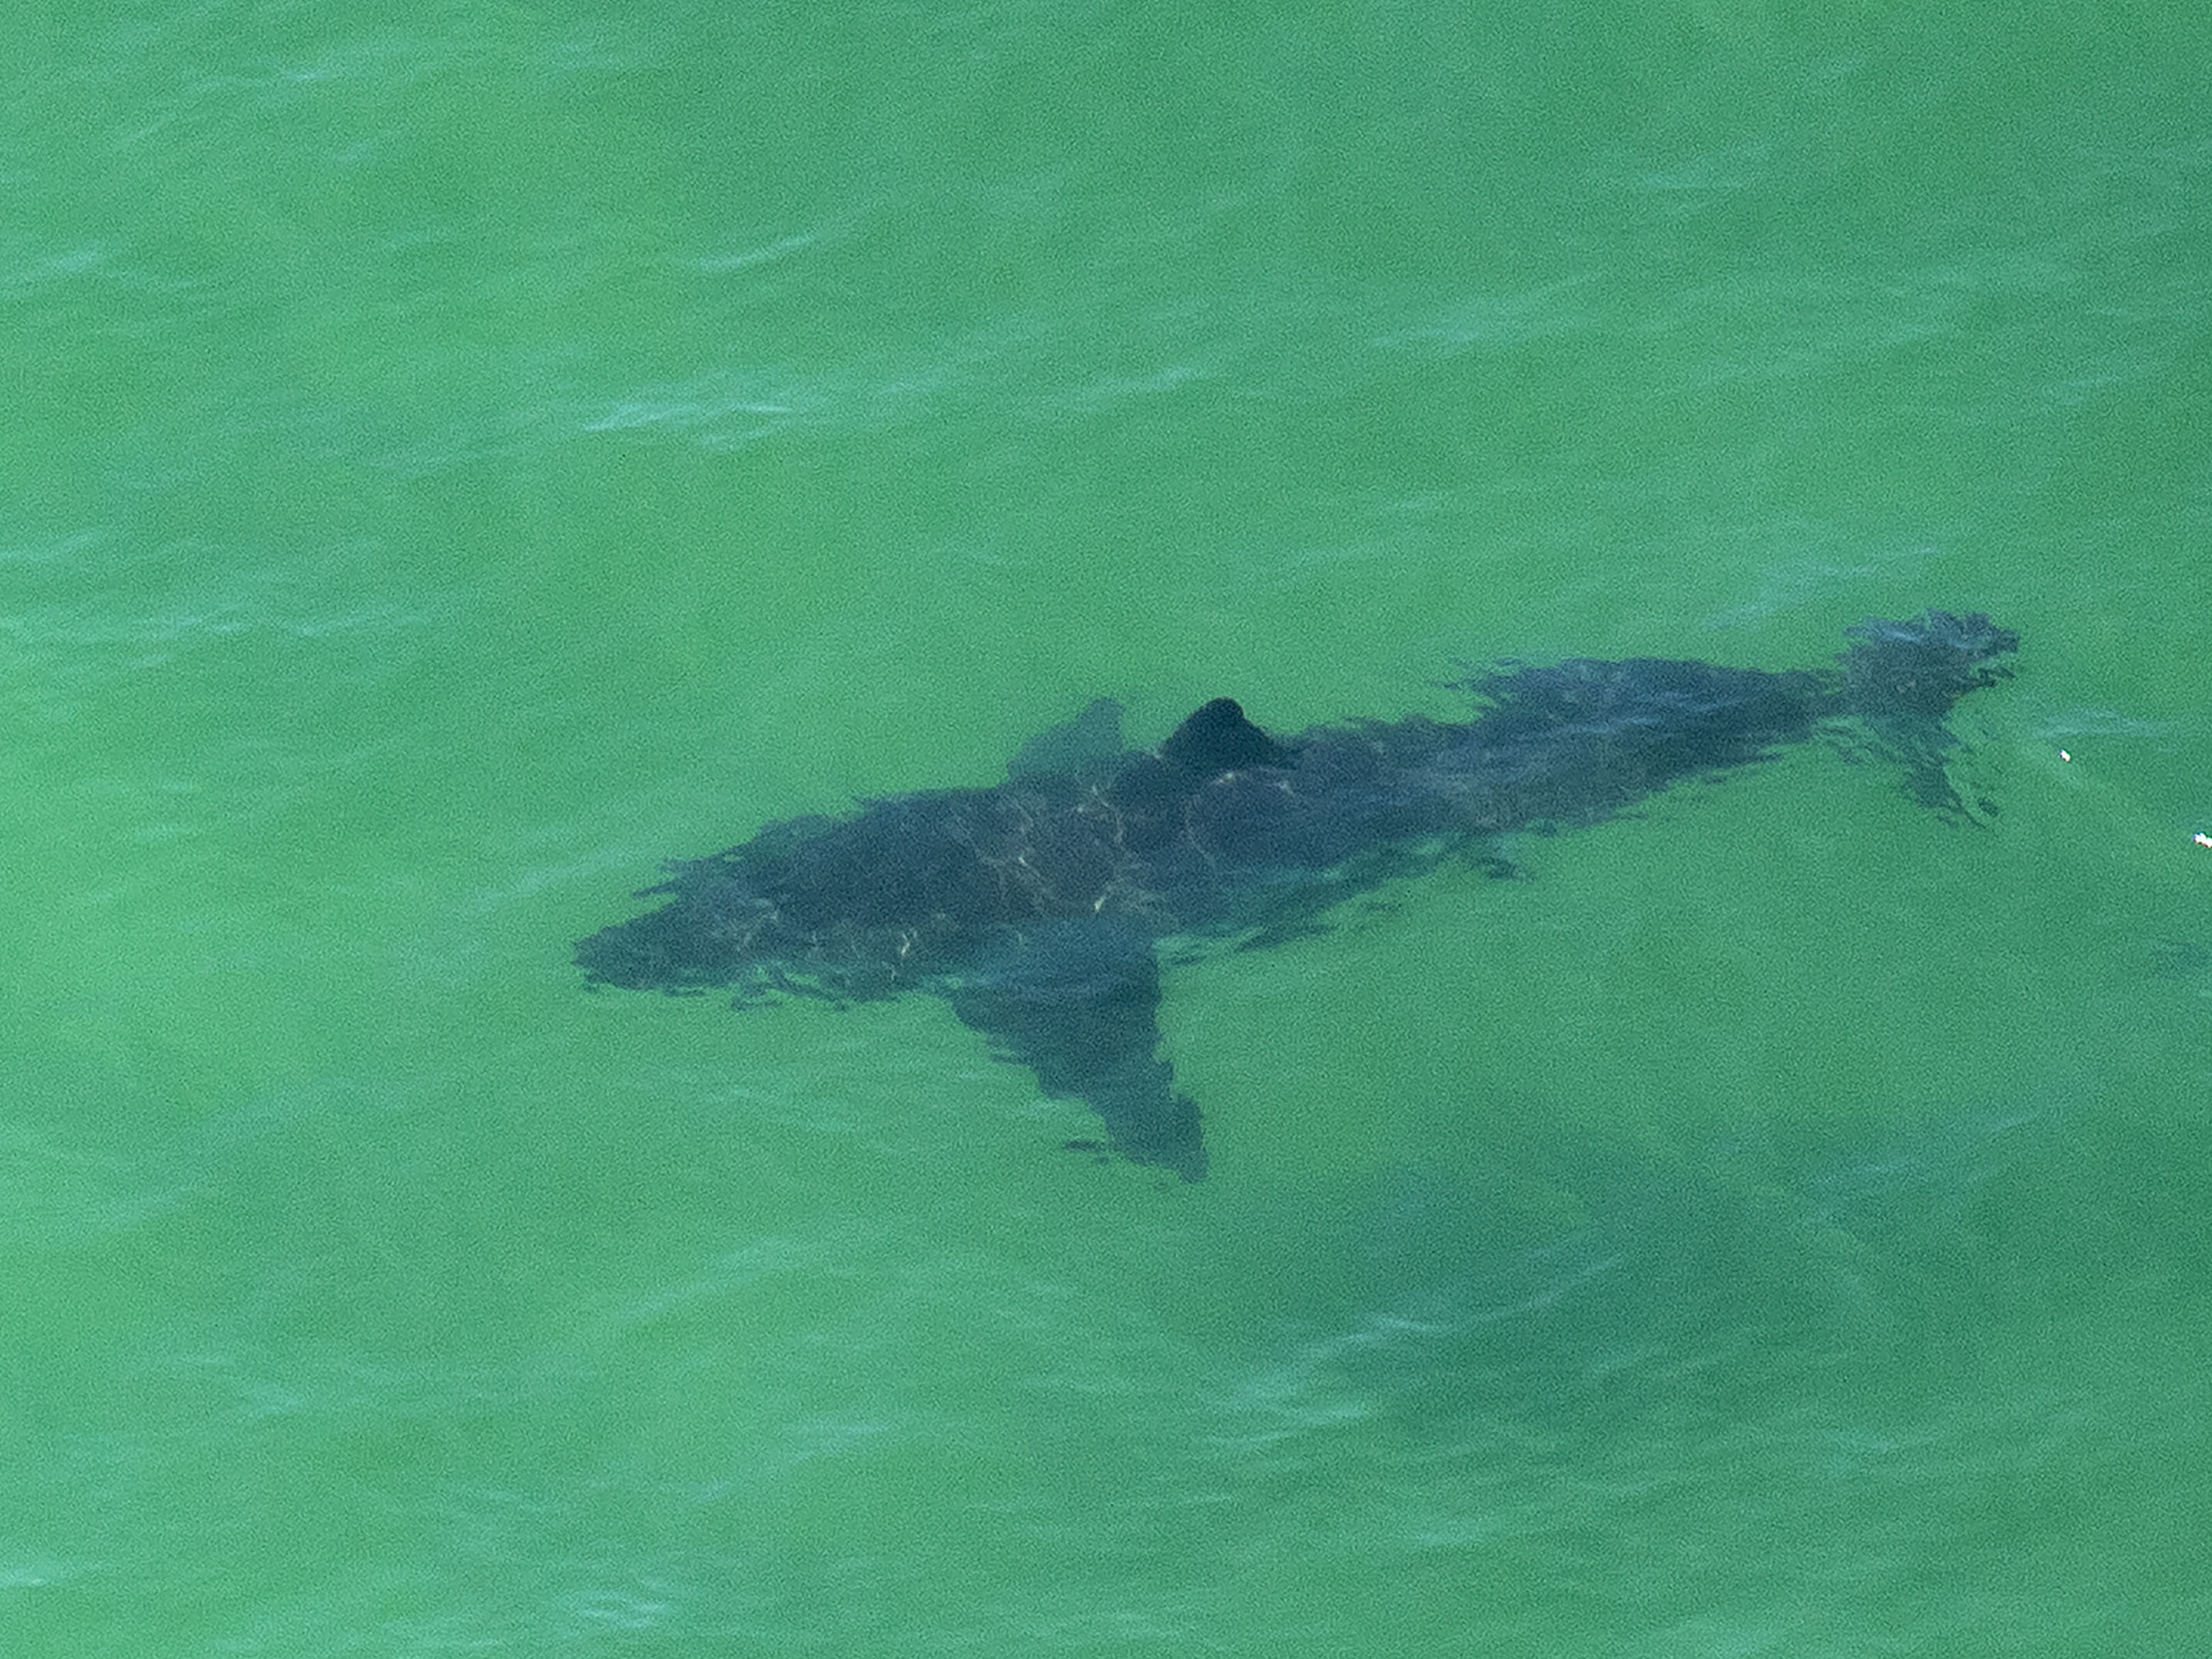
(4, 2, 2207, 1652)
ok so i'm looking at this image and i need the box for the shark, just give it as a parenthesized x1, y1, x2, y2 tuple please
(575, 609, 2017, 1180)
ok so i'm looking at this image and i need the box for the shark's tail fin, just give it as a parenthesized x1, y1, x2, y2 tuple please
(1839, 610, 2018, 720)
(1834, 609, 2018, 818)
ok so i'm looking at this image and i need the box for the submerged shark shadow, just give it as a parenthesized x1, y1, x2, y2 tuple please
(576, 611, 2018, 1180)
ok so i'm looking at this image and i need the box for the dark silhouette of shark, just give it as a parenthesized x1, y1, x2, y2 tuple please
(577, 610, 2016, 1180)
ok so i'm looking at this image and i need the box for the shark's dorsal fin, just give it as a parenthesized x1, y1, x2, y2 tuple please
(1159, 697, 1293, 776)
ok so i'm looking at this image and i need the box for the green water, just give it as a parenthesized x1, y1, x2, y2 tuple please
(5, 1, 2208, 1652)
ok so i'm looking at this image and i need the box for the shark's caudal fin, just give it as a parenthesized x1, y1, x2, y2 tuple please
(1833, 609, 2018, 817)
(1838, 610, 2018, 719)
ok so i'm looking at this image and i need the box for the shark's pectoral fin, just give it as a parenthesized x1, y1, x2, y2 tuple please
(947, 919, 1206, 1181)
(1006, 696, 1126, 782)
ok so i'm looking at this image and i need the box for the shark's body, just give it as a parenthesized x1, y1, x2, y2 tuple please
(577, 610, 2016, 1179)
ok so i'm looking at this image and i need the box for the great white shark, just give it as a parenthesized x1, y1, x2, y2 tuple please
(576, 609, 2016, 1180)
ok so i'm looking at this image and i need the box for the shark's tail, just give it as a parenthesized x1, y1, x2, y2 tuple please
(1839, 609, 2018, 720)
(1833, 609, 2018, 817)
